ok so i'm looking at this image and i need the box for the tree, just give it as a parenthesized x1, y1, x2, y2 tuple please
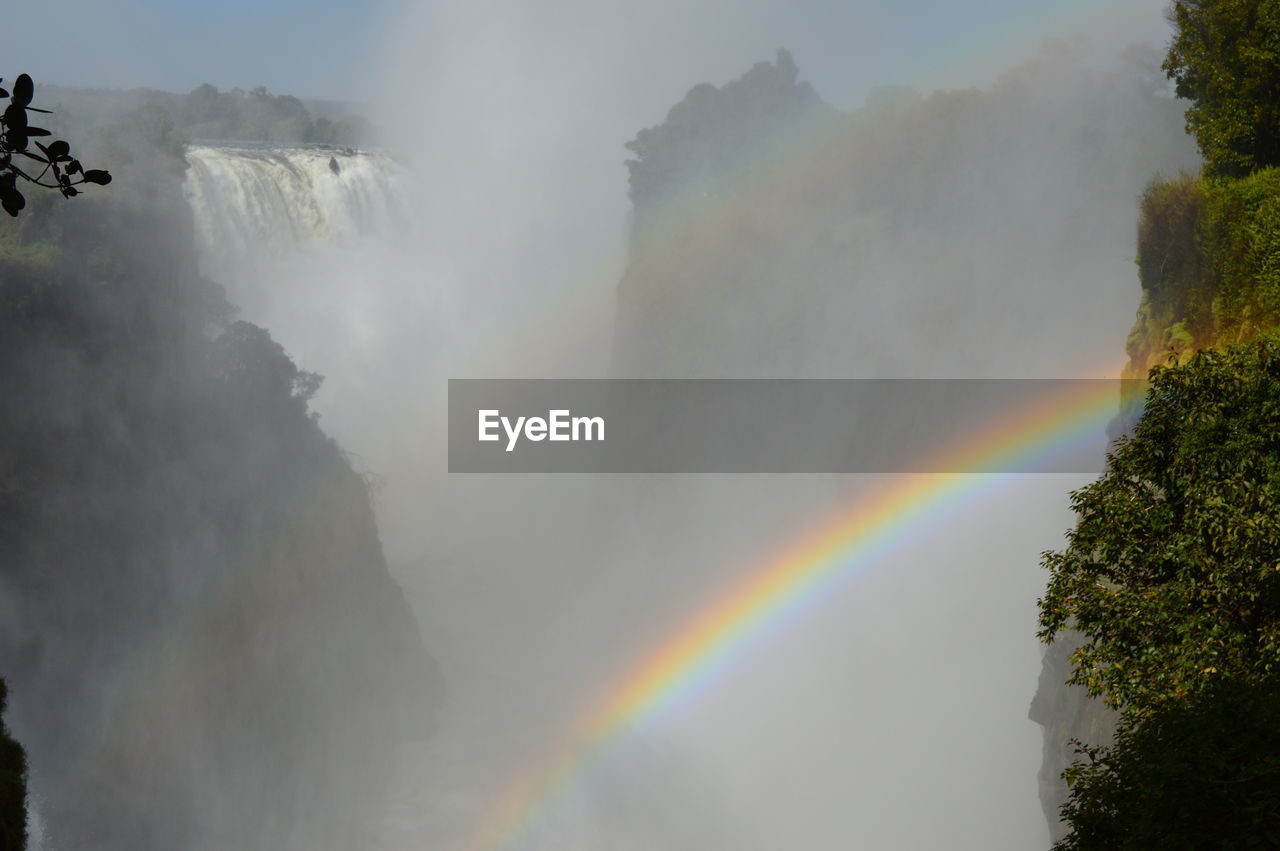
(1053, 677, 1280, 850)
(1163, 0, 1280, 177)
(1039, 338, 1280, 714)
(1040, 338, 1280, 846)
(1, 73, 111, 217)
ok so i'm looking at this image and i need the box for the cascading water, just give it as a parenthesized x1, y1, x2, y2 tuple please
(183, 144, 412, 288)
(179, 142, 443, 462)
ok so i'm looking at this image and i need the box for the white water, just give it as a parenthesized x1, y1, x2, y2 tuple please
(179, 144, 446, 441)
(184, 145, 412, 291)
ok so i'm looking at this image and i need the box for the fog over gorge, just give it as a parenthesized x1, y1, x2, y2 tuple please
(1, 1, 1209, 849)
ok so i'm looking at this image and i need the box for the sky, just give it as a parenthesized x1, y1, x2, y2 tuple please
(7, 0, 1172, 109)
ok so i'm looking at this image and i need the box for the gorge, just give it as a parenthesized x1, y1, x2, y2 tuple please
(0, 26, 1222, 850)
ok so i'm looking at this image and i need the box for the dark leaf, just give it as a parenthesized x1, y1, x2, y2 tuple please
(66, 159, 81, 175)
(3, 104, 26, 131)
(11, 74, 33, 108)
(6, 131, 28, 152)
(25, 107, 52, 114)
(0, 184, 25, 217)
(0, 89, 8, 99)
(61, 186, 78, 198)
(25, 127, 50, 137)
(82, 169, 112, 186)
(46, 140, 69, 159)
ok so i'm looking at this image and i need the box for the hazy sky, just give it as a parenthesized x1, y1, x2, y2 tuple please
(10, 0, 1172, 107)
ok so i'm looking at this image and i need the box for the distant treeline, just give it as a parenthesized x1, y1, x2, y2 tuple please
(37, 83, 376, 148)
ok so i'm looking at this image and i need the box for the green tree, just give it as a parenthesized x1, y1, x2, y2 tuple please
(1039, 338, 1280, 714)
(1163, 0, 1280, 177)
(1053, 677, 1280, 850)
(1041, 338, 1280, 846)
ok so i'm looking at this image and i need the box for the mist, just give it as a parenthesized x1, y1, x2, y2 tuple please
(1, 1, 1201, 849)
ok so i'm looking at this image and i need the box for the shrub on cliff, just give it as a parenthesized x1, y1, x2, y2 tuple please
(1128, 168, 1280, 374)
(1199, 167, 1280, 338)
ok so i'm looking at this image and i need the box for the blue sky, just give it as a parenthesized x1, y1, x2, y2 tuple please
(8, 0, 1170, 107)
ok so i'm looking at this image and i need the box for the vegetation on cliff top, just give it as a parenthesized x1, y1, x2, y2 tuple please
(1127, 166, 1280, 374)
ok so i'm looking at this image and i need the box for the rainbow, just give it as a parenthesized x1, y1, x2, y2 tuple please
(457, 374, 1132, 851)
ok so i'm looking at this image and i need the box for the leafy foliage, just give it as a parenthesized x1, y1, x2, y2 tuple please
(1164, 0, 1280, 177)
(1040, 338, 1280, 714)
(1043, 340, 1280, 845)
(1127, 168, 1280, 376)
(0, 74, 111, 217)
(1126, 173, 1211, 375)
(1053, 677, 1280, 850)
(1200, 167, 1280, 338)
(1136, 173, 1208, 322)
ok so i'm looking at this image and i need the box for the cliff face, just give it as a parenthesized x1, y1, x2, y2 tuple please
(0, 102, 435, 848)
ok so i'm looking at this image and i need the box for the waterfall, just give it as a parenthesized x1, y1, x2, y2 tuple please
(178, 141, 443, 477)
(183, 144, 411, 288)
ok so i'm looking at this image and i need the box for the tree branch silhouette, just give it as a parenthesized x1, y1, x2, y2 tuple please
(0, 73, 112, 217)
